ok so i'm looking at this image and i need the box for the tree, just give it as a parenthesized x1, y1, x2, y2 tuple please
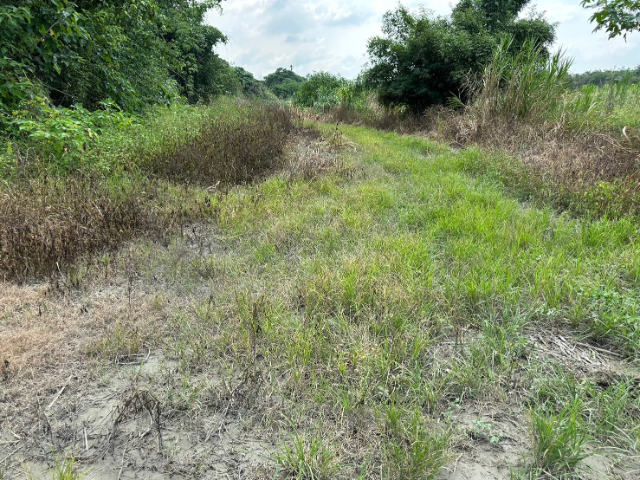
(363, 2, 555, 111)
(569, 66, 640, 87)
(295, 72, 344, 109)
(233, 67, 275, 98)
(581, 0, 640, 39)
(0, 0, 230, 116)
(264, 68, 305, 99)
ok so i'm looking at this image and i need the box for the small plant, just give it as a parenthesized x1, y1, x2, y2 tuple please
(470, 417, 503, 444)
(529, 400, 591, 475)
(88, 321, 144, 360)
(49, 452, 88, 480)
(272, 427, 341, 480)
(382, 408, 452, 480)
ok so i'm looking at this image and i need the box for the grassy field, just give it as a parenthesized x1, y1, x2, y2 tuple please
(1, 120, 639, 479)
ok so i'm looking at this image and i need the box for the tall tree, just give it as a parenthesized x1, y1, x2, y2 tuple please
(363, 2, 555, 111)
(0, 0, 231, 115)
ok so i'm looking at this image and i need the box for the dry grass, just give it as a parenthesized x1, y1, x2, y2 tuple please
(142, 103, 295, 186)
(0, 176, 149, 283)
(282, 126, 352, 181)
(431, 109, 640, 216)
(0, 103, 297, 284)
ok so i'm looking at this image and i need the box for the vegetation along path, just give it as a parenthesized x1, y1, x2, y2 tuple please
(1, 124, 639, 479)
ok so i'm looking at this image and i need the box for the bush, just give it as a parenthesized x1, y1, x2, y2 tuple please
(295, 72, 345, 110)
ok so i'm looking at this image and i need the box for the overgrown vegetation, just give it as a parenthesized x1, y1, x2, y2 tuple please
(7, 124, 637, 478)
(0, 101, 294, 282)
(2, 1, 640, 478)
(363, 1, 556, 111)
(315, 33, 640, 220)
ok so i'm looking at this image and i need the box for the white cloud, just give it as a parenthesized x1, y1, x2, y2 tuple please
(208, 0, 640, 79)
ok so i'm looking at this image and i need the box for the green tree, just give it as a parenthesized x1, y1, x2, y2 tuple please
(570, 66, 640, 87)
(1, 1, 89, 114)
(264, 67, 305, 99)
(363, 2, 555, 111)
(581, 0, 640, 39)
(295, 72, 344, 109)
(233, 67, 275, 98)
(1, 0, 230, 117)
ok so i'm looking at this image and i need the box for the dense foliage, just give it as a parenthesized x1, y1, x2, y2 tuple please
(582, 0, 640, 39)
(234, 67, 274, 98)
(0, 0, 235, 119)
(570, 66, 640, 88)
(295, 72, 345, 109)
(363, 1, 556, 111)
(264, 67, 306, 99)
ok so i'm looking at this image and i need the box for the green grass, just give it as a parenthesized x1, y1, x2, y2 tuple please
(7, 114, 639, 477)
(567, 82, 640, 134)
(128, 122, 639, 476)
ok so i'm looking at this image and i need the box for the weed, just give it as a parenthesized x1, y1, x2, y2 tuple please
(49, 453, 88, 480)
(470, 417, 504, 444)
(87, 321, 144, 360)
(381, 408, 452, 480)
(528, 400, 591, 475)
(273, 426, 341, 480)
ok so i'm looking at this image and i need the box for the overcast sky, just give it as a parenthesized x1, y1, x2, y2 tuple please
(206, 0, 640, 80)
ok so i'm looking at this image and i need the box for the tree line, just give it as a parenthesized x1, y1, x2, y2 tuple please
(2, 0, 638, 130)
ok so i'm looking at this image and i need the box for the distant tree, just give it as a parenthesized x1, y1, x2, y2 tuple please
(264, 68, 305, 99)
(233, 67, 275, 98)
(581, 0, 640, 39)
(569, 66, 640, 87)
(295, 72, 344, 109)
(363, 1, 556, 111)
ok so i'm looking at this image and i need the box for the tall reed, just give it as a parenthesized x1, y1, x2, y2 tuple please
(463, 36, 572, 124)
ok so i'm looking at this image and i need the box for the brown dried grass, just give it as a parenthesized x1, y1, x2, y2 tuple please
(143, 103, 295, 185)
(431, 110, 640, 215)
(0, 175, 150, 283)
(0, 104, 297, 283)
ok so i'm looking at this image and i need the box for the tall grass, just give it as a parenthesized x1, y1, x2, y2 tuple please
(141, 101, 294, 185)
(461, 36, 572, 124)
(566, 81, 640, 137)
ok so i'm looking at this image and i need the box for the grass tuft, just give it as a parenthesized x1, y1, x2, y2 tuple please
(528, 400, 591, 476)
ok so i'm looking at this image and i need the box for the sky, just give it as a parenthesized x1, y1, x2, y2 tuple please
(206, 0, 640, 80)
